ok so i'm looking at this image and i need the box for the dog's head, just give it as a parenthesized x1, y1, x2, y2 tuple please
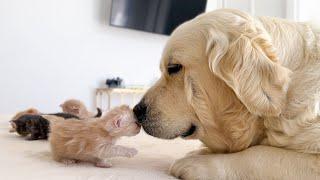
(134, 9, 291, 152)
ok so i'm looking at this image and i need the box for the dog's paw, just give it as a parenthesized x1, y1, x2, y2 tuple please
(95, 159, 112, 168)
(170, 155, 213, 180)
(186, 147, 212, 157)
(61, 159, 77, 165)
(125, 148, 138, 158)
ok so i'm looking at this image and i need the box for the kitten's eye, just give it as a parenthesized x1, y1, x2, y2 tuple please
(167, 64, 182, 75)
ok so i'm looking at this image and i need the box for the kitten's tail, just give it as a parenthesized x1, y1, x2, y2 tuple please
(94, 108, 102, 118)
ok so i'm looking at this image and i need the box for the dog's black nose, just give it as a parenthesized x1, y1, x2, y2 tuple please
(133, 101, 147, 124)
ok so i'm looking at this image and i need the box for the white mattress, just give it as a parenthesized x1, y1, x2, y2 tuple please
(0, 115, 201, 180)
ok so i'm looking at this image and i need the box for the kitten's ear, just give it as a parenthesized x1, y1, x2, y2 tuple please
(108, 114, 130, 129)
(9, 120, 17, 133)
(112, 115, 124, 128)
(27, 108, 38, 114)
(10, 120, 17, 127)
(105, 115, 123, 132)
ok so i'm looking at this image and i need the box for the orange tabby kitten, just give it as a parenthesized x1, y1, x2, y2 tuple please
(60, 99, 102, 119)
(49, 105, 140, 168)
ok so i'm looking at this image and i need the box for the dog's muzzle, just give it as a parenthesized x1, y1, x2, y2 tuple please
(133, 101, 147, 124)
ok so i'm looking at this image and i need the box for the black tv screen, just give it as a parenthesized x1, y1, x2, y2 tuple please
(110, 0, 207, 35)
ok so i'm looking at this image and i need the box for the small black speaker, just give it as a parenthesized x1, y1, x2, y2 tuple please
(106, 77, 123, 88)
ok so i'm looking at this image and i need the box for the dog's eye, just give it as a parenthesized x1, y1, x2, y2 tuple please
(167, 64, 182, 75)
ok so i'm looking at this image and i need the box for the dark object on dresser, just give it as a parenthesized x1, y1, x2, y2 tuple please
(106, 77, 123, 88)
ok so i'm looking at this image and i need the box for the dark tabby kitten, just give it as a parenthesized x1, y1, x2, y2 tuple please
(10, 113, 79, 140)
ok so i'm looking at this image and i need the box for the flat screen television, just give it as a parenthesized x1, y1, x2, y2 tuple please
(110, 0, 207, 35)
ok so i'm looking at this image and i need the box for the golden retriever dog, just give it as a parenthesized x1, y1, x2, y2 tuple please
(133, 9, 320, 179)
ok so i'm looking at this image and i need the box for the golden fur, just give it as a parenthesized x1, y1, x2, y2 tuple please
(49, 105, 140, 168)
(138, 9, 320, 179)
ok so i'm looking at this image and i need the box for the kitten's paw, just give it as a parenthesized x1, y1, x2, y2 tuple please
(61, 159, 77, 165)
(125, 148, 138, 158)
(26, 136, 38, 141)
(38, 135, 48, 140)
(186, 148, 212, 156)
(95, 160, 112, 168)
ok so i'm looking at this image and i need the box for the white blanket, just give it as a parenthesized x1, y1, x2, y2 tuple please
(0, 115, 201, 180)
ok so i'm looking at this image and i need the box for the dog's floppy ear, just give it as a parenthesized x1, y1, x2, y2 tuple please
(207, 24, 291, 117)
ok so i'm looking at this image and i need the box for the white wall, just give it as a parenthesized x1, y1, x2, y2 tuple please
(298, 0, 320, 21)
(206, 0, 287, 18)
(1, 0, 318, 114)
(206, 0, 319, 21)
(0, 0, 168, 114)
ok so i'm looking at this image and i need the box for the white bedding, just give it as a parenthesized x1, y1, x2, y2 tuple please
(0, 115, 201, 180)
